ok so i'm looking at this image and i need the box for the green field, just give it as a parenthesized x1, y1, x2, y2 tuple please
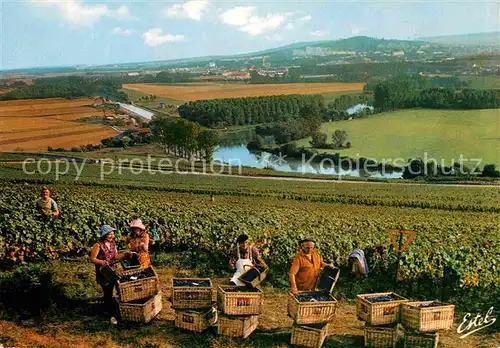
(120, 88, 184, 109)
(462, 75, 500, 89)
(297, 108, 500, 166)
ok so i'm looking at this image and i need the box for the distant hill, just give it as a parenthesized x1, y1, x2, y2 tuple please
(226, 36, 429, 59)
(3, 34, 497, 74)
(419, 32, 500, 46)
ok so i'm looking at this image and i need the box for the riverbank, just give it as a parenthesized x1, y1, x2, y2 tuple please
(1, 151, 498, 186)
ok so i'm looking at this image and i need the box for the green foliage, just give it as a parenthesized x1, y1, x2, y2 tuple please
(482, 164, 500, 178)
(0, 76, 127, 102)
(254, 104, 324, 144)
(178, 94, 325, 128)
(331, 129, 348, 147)
(0, 180, 498, 309)
(373, 76, 500, 111)
(402, 158, 473, 179)
(310, 132, 328, 148)
(149, 116, 219, 160)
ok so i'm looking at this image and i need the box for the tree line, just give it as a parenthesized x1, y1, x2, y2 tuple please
(0, 76, 128, 101)
(178, 94, 325, 128)
(149, 116, 219, 161)
(373, 76, 500, 111)
(249, 105, 324, 145)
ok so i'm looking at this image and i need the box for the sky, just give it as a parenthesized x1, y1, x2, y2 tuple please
(1, 0, 499, 70)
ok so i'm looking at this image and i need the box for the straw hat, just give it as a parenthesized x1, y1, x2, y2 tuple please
(130, 219, 146, 230)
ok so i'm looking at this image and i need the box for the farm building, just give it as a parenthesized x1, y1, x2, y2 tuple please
(222, 71, 251, 80)
(92, 97, 107, 107)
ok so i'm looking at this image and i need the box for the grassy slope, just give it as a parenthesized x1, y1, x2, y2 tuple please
(296, 108, 500, 166)
(462, 75, 500, 89)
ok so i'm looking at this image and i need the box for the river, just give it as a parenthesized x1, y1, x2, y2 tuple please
(213, 145, 402, 179)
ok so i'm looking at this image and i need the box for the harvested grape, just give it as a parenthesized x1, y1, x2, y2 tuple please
(173, 279, 211, 288)
(119, 267, 155, 283)
(296, 292, 333, 302)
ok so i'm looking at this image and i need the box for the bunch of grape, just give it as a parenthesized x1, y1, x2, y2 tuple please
(364, 294, 397, 303)
(173, 279, 211, 288)
(296, 292, 333, 302)
(119, 267, 155, 283)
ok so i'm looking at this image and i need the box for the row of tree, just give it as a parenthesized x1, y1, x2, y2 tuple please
(373, 77, 500, 111)
(178, 94, 325, 128)
(251, 105, 323, 144)
(149, 116, 219, 161)
(0, 76, 128, 101)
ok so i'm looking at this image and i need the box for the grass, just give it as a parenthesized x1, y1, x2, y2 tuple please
(296, 108, 500, 166)
(462, 75, 500, 89)
(120, 88, 185, 108)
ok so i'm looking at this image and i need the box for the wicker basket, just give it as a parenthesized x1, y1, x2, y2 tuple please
(174, 306, 218, 333)
(100, 262, 124, 283)
(238, 265, 269, 288)
(117, 266, 160, 303)
(288, 292, 337, 325)
(357, 292, 409, 325)
(217, 314, 259, 338)
(401, 301, 454, 332)
(171, 278, 213, 309)
(364, 324, 398, 348)
(404, 331, 439, 348)
(291, 322, 329, 348)
(218, 285, 263, 316)
(119, 291, 162, 323)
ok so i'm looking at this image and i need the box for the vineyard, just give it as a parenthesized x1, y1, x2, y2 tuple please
(0, 177, 498, 308)
(0, 98, 119, 151)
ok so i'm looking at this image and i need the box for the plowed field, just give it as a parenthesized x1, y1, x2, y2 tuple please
(122, 82, 365, 101)
(0, 98, 119, 151)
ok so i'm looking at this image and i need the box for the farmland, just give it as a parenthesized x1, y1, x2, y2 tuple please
(296, 108, 500, 166)
(0, 98, 119, 151)
(122, 82, 365, 102)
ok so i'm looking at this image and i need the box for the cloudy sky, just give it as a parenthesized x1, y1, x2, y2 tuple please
(1, 0, 499, 70)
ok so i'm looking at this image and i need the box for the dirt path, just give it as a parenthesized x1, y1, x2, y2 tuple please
(0, 267, 498, 348)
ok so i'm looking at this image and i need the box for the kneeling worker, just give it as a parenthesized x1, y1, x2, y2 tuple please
(289, 238, 329, 295)
(229, 234, 267, 286)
